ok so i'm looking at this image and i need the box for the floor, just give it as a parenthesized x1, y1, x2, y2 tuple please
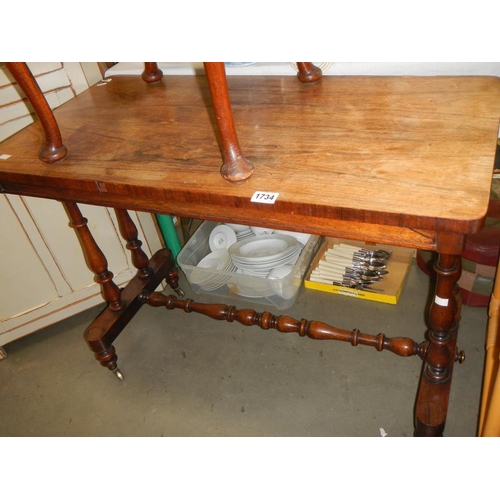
(0, 259, 488, 437)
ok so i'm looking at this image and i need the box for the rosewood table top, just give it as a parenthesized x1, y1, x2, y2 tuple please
(1, 74, 500, 251)
(3, 67, 500, 436)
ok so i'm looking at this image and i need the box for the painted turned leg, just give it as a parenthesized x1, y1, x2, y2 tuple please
(203, 62, 255, 182)
(296, 62, 323, 83)
(415, 252, 464, 436)
(5, 62, 67, 163)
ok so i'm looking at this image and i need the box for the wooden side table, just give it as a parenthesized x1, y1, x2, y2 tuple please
(2, 63, 499, 436)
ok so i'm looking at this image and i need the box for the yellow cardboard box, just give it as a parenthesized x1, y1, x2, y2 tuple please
(304, 238, 414, 305)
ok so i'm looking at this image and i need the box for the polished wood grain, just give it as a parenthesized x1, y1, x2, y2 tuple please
(141, 62, 320, 182)
(1, 75, 499, 250)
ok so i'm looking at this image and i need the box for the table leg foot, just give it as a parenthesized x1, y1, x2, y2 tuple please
(92, 346, 124, 380)
(414, 326, 458, 437)
(113, 367, 125, 381)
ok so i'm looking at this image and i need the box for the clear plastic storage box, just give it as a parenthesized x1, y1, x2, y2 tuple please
(177, 221, 321, 310)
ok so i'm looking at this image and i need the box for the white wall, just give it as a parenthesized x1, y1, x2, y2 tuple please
(106, 62, 500, 77)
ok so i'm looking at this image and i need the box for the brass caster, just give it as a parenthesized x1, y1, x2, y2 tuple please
(174, 287, 185, 297)
(455, 350, 465, 364)
(113, 368, 125, 381)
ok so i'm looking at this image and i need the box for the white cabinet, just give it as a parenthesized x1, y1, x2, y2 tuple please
(0, 197, 163, 349)
(0, 63, 164, 354)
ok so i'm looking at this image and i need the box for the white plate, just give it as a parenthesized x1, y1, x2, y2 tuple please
(273, 230, 311, 247)
(209, 225, 237, 251)
(250, 226, 274, 236)
(225, 223, 251, 233)
(233, 246, 301, 271)
(191, 249, 232, 286)
(268, 264, 294, 280)
(236, 229, 254, 241)
(197, 248, 231, 270)
(240, 268, 270, 277)
(229, 234, 299, 263)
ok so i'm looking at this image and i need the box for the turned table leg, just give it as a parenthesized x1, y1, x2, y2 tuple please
(82, 247, 177, 380)
(414, 252, 464, 436)
(63, 202, 126, 377)
(114, 208, 185, 297)
(64, 203, 181, 379)
(114, 208, 153, 279)
(64, 202, 124, 312)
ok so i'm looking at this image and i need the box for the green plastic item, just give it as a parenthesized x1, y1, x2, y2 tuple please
(156, 214, 182, 264)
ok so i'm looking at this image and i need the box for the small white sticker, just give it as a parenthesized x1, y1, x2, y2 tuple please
(434, 295, 449, 306)
(0, 154, 11, 160)
(250, 191, 279, 204)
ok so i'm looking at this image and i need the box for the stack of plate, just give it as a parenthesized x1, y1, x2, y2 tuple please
(225, 223, 254, 241)
(190, 249, 236, 291)
(229, 234, 301, 277)
(190, 223, 309, 299)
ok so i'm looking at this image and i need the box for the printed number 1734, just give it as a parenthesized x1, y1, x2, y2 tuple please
(250, 191, 279, 204)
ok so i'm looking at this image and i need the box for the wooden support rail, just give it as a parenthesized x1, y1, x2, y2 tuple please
(140, 290, 437, 360)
